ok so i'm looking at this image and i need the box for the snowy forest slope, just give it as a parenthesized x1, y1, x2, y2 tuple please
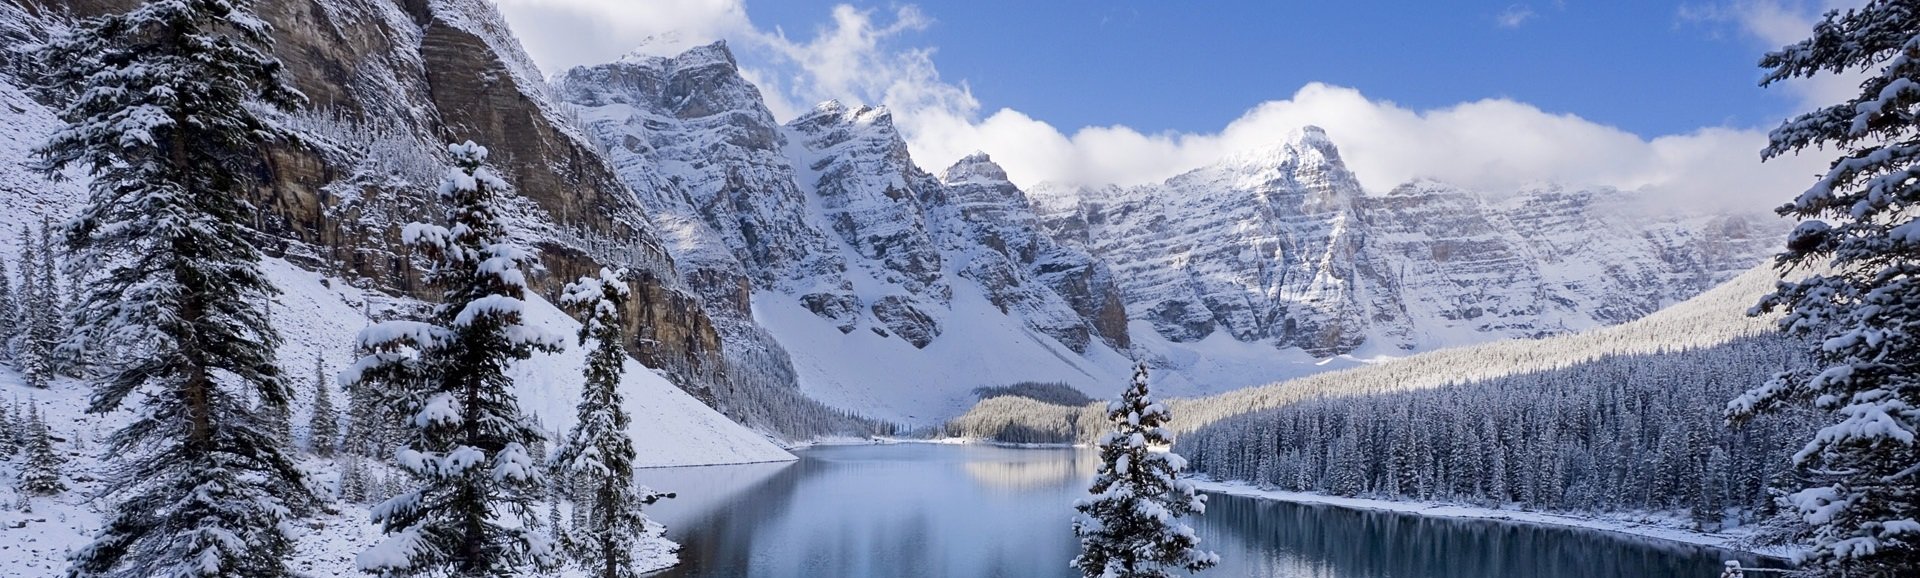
(949, 263, 1792, 442)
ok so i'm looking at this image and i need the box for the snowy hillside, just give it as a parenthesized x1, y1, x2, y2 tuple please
(551, 41, 1783, 423)
(1028, 127, 1784, 360)
(952, 262, 1790, 441)
(0, 257, 790, 577)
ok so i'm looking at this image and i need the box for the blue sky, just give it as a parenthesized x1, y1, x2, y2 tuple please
(495, 0, 1844, 208)
(741, 1, 1790, 140)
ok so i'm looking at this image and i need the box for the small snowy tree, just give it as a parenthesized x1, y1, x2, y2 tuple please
(0, 402, 16, 458)
(1731, 2, 1920, 576)
(19, 405, 65, 496)
(1073, 363, 1218, 578)
(339, 454, 368, 503)
(34, 0, 314, 576)
(12, 227, 51, 389)
(309, 354, 339, 457)
(553, 268, 675, 578)
(0, 257, 16, 354)
(346, 142, 563, 577)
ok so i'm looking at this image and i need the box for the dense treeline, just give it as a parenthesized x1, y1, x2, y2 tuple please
(951, 265, 1785, 445)
(974, 381, 1094, 407)
(1178, 336, 1816, 528)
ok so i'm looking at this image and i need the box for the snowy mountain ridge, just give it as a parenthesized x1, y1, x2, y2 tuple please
(548, 40, 1785, 420)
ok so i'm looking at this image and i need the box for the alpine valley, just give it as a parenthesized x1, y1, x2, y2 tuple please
(0, 1, 1820, 576)
(0, 0, 1780, 427)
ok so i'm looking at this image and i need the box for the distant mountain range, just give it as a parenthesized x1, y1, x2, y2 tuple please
(1, 1, 1785, 425)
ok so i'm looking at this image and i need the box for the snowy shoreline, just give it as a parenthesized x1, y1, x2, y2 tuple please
(1190, 479, 1801, 561)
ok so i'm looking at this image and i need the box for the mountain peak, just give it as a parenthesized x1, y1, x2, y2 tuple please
(619, 38, 736, 71)
(942, 151, 1010, 185)
(1218, 125, 1348, 173)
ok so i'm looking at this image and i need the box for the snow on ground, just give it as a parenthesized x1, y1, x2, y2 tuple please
(754, 281, 1135, 425)
(0, 259, 793, 577)
(1129, 320, 1379, 399)
(1189, 478, 1801, 559)
(262, 258, 793, 468)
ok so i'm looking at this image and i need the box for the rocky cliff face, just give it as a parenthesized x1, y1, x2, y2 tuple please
(555, 44, 1130, 354)
(29, 0, 730, 389)
(1031, 128, 1786, 357)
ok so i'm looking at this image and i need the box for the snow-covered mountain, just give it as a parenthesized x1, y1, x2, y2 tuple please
(3, 2, 1784, 428)
(1029, 126, 1783, 360)
(546, 40, 1785, 420)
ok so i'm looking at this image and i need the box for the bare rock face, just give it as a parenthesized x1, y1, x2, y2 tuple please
(1034, 127, 1374, 356)
(551, 43, 848, 292)
(1034, 127, 1787, 357)
(936, 153, 1130, 352)
(785, 101, 949, 300)
(36, 0, 729, 382)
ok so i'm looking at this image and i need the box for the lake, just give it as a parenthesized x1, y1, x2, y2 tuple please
(638, 443, 1784, 577)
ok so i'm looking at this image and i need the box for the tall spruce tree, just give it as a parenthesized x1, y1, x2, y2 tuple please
(33, 1, 313, 576)
(19, 404, 66, 496)
(1072, 363, 1218, 578)
(1731, 2, 1920, 575)
(553, 268, 675, 578)
(13, 227, 51, 389)
(347, 142, 563, 577)
(0, 256, 16, 354)
(309, 354, 339, 457)
(0, 401, 16, 458)
(32, 220, 63, 376)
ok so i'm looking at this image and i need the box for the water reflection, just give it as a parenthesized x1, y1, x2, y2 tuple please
(643, 444, 1784, 578)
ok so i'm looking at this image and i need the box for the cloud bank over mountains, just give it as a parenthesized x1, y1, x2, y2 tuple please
(497, 0, 1839, 211)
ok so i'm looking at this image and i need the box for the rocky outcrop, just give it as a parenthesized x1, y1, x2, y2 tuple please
(36, 0, 729, 382)
(558, 43, 1130, 354)
(936, 153, 1129, 352)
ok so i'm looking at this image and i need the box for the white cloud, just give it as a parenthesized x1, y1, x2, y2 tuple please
(1496, 5, 1537, 29)
(1677, 0, 1868, 111)
(495, 1, 1831, 213)
(491, 0, 754, 75)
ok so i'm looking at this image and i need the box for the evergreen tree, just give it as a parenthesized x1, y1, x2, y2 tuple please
(553, 268, 674, 578)
(33, 220, 65, 376)
(344, 356, 393, 458)
(347, 142, 563, 577)
(0, 401, 16, 458)
(33, 0, 313, 576)
(19, 405, 66, 496)
(339, 454, 368, 503)
(1731, 2, 1920, 576)
(1072, 363, 1218, 578)
(0, 256, 16, 354)
(12, 227, 51, 389)
(309, 354, 339, 457)
(261, 389, 294, 450)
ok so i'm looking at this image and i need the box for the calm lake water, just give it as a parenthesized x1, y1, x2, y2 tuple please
(639, 444, 1785, 578)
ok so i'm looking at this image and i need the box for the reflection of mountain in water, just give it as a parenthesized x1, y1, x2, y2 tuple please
(961, 450, 1097, 490)
(639, 444, 1782, 578)
(1197, 493, 1790, 578)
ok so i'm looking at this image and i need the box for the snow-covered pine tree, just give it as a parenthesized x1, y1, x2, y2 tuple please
(12, 227, 51, 389)
(1732, 2, 1920, 575)
(32, 220, 66, 376)
(0, 256, 16, 355)
(346, 141, 563, 577)
(1072, 363, 1218, 578)
(19, 404, 65, 496)
(309, 354, 339, 457)
(33, 0, 314, 576)
(344, 358, 393, 458)
(553, 268, 675, 578)
(339, 454, 368, 503)
(0, 401, 16, 458)
(262, 387, 294, 450)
